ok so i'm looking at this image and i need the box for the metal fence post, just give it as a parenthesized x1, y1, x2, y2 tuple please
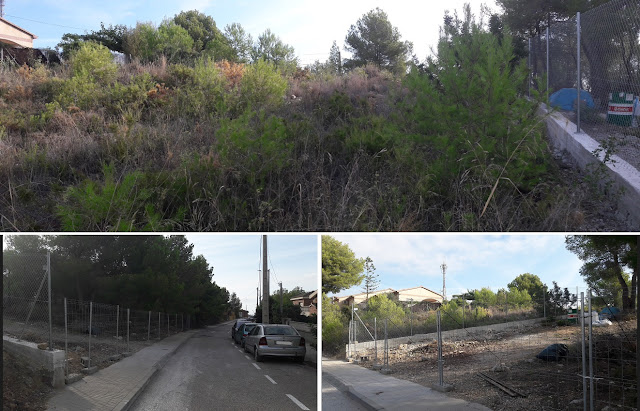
(64, 297, 68, 378)
(576, 12, 581, 133)
(347, 320, 351, 360)
(528, 37, 531, 98)
(581, 292, 587, 411)
(127, 308, 130, 353)
(147, 311, 151, 341)
(374, 317, 378, 364)
(116, 304, 120, 340)
(437, 310, 444, 387)
(383, 319, 389, 369)
(167, 315, 169, 336)
(588, 290, 593, 411)
(546, 26, 549, 103)
(88, 301, 93, 369)
(47, 251, 52, 351)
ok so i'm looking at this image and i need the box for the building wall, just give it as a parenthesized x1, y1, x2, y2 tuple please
(0, 20, 35, 48)
(397, 287, 442, 303)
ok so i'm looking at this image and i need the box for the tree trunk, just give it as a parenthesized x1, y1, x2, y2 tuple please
(613, 251, 632, 311)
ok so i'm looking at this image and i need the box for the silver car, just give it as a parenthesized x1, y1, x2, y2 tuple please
(243, 324, 306, 363)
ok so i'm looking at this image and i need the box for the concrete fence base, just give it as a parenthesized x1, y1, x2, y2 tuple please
(3, 335, 66, 388)
(539, 104, 640, 228)
(346, 317, 544, 356)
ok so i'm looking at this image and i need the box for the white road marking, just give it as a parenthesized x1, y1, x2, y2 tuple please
(286, 394, 309, 410)
(253, 363, 261, 370)
(245, 355, 252, 361)
(264, 375, 277, 384)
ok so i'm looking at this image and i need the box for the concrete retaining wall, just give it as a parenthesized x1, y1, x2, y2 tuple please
(539, 104, 640, 227)
(346, 317, 543, 356)
(3, 335, 65, 388)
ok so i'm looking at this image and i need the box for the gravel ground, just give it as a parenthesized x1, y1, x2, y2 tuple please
(353, 320, 637, 411)
(561, 111, 640, 171)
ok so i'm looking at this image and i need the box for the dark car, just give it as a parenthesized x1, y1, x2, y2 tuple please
(243, 324, 306, 363)
(231, 319, 249, 340)
(234, 322, 258, 347)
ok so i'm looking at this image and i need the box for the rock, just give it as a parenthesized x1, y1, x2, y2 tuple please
(492, 363, 510, 372)
(37, 343, 48, 350)
(570, 399, 583, 406)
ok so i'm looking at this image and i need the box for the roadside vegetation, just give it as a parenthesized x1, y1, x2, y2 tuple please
(321, 235, 638, 355)
(4, 235, 242, 326)
(0, 6, 612, 231)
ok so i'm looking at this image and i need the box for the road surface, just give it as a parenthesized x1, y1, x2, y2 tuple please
(131, 321, 317, 410)
(321, 379, 367, 410)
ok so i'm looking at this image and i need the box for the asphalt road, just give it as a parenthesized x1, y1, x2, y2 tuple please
(131, 321, 317, 411)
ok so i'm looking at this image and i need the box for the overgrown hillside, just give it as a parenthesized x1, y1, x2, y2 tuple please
(0, 12, 620, 231)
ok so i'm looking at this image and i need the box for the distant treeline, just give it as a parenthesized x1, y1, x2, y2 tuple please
(3, 235, 242, 326)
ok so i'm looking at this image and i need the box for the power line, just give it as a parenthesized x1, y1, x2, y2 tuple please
(4, 14, 89, 31)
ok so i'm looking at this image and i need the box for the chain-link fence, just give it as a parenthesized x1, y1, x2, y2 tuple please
(3, 252, 52, 348)
(530, 0, 640, 141)
(346, 285, 637, 410)
(3, 252, 192, 379)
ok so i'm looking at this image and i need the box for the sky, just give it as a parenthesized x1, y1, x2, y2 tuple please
(5, 0, 498, 66)
(185, 234, 319, 314)
(328, 234, 591, 299)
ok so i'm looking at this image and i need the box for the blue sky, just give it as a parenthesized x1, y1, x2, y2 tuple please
(6, 0, 497, 66)
(329, 234, 591, 298)
(185, 234, 319, 314)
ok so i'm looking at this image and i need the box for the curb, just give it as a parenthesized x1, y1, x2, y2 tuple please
(121, 330, 197, 411)
(322, 370, 383, 410)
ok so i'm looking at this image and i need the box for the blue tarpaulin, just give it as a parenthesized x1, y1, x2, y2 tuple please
(536, 344, 569, 361)
(599, 307, 620, 319)
(549, 88, 595, 111)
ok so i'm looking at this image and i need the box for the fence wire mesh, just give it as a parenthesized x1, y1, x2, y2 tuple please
(345, 285, 637, 410)
(3, 252, 191, 379)
(530, 0, 640, 149)
(3, 253, 51, 346)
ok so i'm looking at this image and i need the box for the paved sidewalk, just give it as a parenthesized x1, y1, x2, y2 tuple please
(47, 330, 197, 411)
(322, 358, 491, 411)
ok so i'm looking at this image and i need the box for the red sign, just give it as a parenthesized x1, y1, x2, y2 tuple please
(608, 105, 633, 113)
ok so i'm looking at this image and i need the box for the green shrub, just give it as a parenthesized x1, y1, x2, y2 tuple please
(105, 73, 154, 116)
(322, 294, 348, 354)
(69, 42, 118, 84)
(238, 59, 287, 110)
(169, 57, 228, 118)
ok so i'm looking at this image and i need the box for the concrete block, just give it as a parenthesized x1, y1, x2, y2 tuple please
(80, 356, 90, 367)
(65, 373, 83, 384)
(3, 335, 65, 388)
(431, 383, 454, 392)
(539, 104, 640, 227)
(81, 366, 98, 375)
(379, 367, 393, 374)
(109, 354, 123, 361)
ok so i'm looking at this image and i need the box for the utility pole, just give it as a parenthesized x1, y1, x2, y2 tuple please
(279, 282, 283, 323)
(440, 262, 447, 302)
(0, 1, 5, 18)
(256, 287, 259, 310)
(262, 235, 269, 324)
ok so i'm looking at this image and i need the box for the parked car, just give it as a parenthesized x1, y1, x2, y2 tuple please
(231, 319, 249, 340)
(234, 322, 258, 347)
(243, 324, 306, 363)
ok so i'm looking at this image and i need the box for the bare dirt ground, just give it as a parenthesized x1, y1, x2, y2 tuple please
(354, 319, 637, 411)
(3, 349, 52, 411)
(3, 318, 172, 410)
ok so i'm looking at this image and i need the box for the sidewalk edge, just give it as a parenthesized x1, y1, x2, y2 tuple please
(322, 370, 384, 411)
(120, 330, 197, 411)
